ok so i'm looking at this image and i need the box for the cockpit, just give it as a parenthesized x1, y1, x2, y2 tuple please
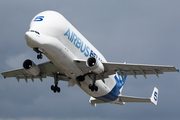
(30, 30, 40, 35)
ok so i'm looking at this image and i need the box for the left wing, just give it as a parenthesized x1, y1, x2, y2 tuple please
(1, 61, 70, 82)
(75, 59, 179, 79)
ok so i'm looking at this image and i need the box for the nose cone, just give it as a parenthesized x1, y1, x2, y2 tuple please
(25, 31, 31, 41)
(25, 31, 40, 48)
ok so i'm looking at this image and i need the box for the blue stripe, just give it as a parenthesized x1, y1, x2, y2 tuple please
(96, 74, 127, 102)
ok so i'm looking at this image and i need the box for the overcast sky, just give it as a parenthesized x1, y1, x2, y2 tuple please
(0, 0, 180, 120)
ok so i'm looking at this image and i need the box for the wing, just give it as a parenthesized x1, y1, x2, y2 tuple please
(1, 61, 70, 82)
(74, 59, 179, 79)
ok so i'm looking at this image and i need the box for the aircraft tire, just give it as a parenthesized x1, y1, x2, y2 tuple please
(89, 84, 98, 92)
(51, 85, 60, 93)
(51, 85, 54, 90)
(95, 86, 98, 91)
(57, 87, 61, 93)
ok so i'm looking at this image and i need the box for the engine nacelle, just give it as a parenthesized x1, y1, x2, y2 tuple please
(23, 59, 40, 76)
(86, 57, 104, 74)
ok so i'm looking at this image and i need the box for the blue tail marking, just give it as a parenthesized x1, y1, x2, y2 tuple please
(114, 73, 127, 90)
(96, 73, 127, 102)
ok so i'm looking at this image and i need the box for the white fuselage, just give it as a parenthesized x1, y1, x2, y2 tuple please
(25, 11, 120, 103)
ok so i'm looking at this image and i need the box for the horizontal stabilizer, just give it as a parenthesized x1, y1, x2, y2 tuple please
(119, 87, 158, 105)
(89, 97, 106, 107)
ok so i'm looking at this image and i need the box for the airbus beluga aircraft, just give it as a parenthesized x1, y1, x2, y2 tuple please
(1, 11, 179, 107)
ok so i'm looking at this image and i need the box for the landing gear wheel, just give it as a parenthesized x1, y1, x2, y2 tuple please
(51, 85, 54, 90)
(57, 87, 61, 93)
(53, 89, 56, 93)
(89, 84, 92, 89)
(37, 54, 43, 59)
(89, 84, 98, 92)
(89, 84, 94, 91)
(51, 85, 61, 93)
(33, 48, 43, 59)
(95, 86, 98, 91)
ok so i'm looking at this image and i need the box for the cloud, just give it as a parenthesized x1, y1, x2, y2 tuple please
(5, 53, 32, 69)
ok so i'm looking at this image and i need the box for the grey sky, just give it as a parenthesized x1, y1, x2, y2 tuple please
(0, 0, 180, 120)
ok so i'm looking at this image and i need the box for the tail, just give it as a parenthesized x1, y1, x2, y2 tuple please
(114, 72, 127, 93)
(89, 87, 158, 107)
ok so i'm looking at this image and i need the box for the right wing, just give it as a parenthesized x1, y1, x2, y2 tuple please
(75, 59, 179, 79)
(1, 61, 70, 82)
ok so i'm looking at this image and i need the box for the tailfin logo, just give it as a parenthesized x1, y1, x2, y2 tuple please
(154, 91, 158, 101)
(114, 73, 126, 89)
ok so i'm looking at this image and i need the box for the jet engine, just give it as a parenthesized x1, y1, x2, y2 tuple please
(23, 59, 40, 76)
(86, 57, 104, 74)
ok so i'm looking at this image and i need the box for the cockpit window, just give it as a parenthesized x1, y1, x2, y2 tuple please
(30, 30, 40, 35)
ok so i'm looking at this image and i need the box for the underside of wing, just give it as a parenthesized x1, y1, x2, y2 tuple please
(1, 68, 46, 82)
(1, 61, 70, 82)
(74, 59, 179, 79)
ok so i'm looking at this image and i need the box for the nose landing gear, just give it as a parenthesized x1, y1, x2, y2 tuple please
(33, 48, 43, 59)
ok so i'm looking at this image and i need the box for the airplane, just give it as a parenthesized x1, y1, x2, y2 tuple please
(1, 11, 179, 107)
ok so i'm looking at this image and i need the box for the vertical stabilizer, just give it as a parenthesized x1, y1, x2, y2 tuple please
(114, 72, 127, 93)
(150, 87, 159, 105)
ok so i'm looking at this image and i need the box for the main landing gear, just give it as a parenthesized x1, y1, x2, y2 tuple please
(89, 84, 98, 92)
(89, 73, 98, 92)
(37, 53, 43, 59)
(51, 85, 60, 93)
(76, 72, 98, 92)
(51, 73, 61, 93)
(33, 48, 43, 59)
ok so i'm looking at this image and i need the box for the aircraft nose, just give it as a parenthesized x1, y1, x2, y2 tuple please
(25, 31, 31, 40)
(25, 31, 40, 48)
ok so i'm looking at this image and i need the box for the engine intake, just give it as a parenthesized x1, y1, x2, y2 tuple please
(86, 57, 104, 74)
(23, 59, 40, 76)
